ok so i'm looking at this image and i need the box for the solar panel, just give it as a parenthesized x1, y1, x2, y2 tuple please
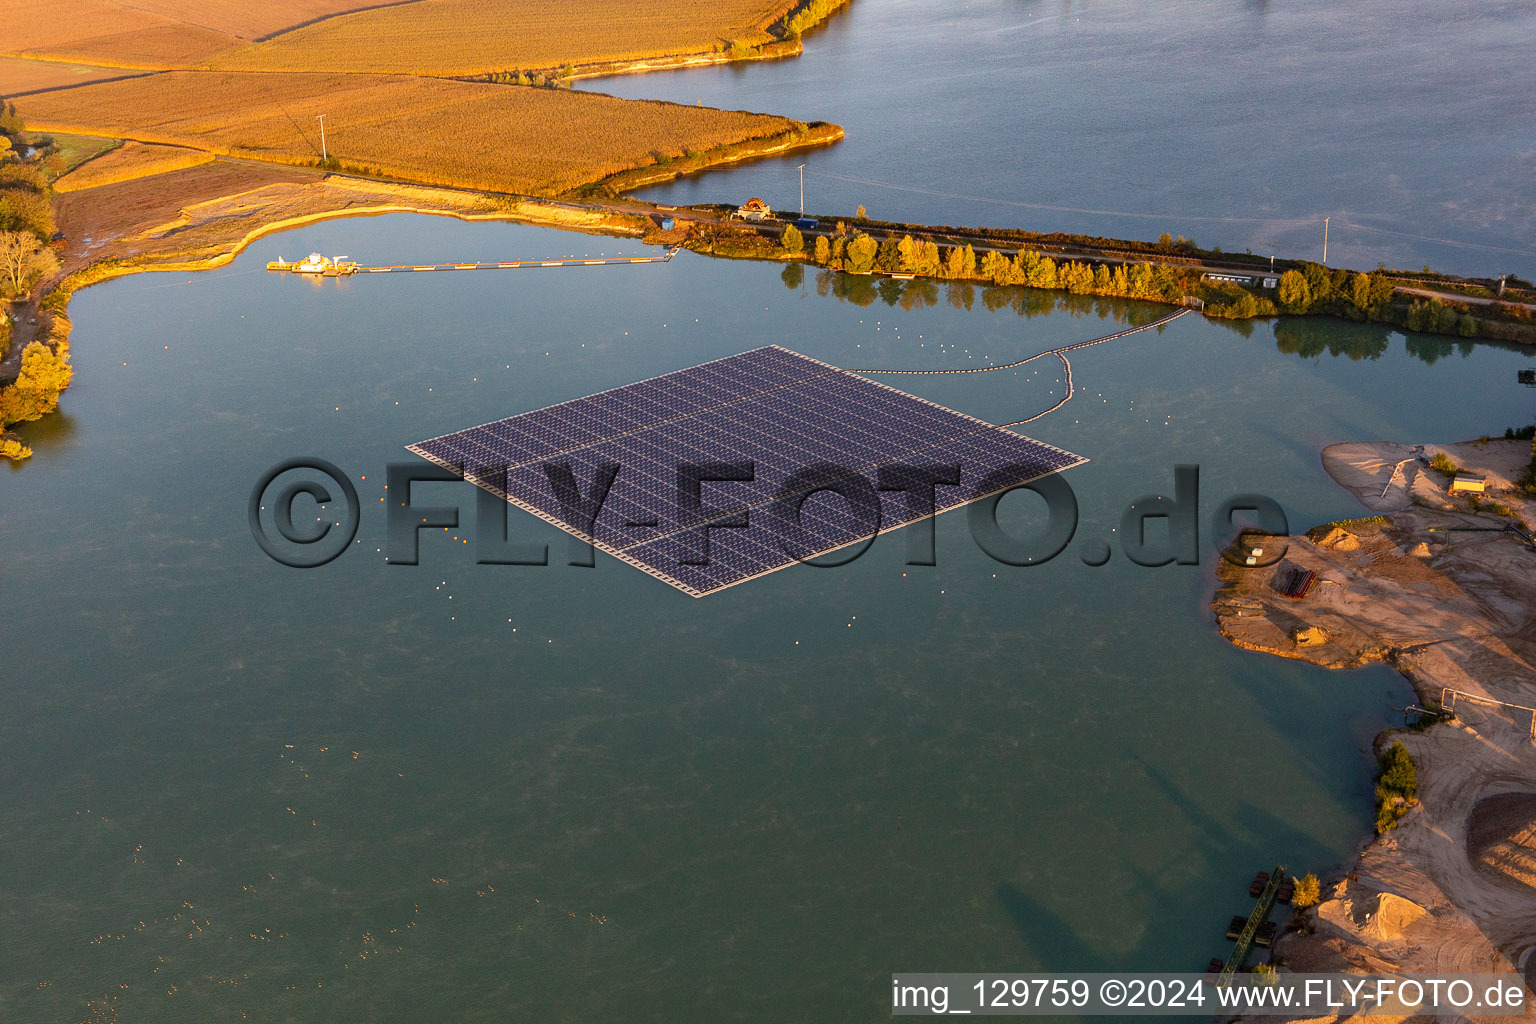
(408, 346, 1085, 596)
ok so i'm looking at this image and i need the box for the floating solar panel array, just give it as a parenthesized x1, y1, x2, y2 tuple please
(408, 346, 1085, 597)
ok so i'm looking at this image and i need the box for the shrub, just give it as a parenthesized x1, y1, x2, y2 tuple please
(1374, 741, 1417, 833)
(1277, 270, 1312, 313)
(1429, 452, 1458, 474)
(1291, 873, 1321, 909)
(0, 433, 31, 460)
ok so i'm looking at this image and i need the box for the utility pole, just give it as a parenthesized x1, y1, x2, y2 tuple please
(798, 163, 805, 216)
(1322, 216, 1329, 265)
(316, 114, 327, 162)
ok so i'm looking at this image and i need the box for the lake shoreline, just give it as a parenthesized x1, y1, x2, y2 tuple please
(6, 179, 1533, 461)
(1210, 439, 1536, 986)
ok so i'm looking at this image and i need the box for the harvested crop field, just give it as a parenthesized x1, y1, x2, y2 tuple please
(18, 71, 807, 194)
(0, 57, 142, 96)
(1, 0, 431, 68)
(18, 25, 241, 69)
(55, 141, 215, 192)
(52, 158, 323, 269)
(209, 0, 796, 76)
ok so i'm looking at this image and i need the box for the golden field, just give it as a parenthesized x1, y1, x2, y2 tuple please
(0, 57, 141, 96)
(54, 141, 215, 192)
(17, 71, 806, 195)
(208, 0, 797, 76)
(0, 0, 427, 68)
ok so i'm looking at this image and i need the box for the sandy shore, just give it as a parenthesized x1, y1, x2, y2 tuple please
(1211, 439, 1536, 1019)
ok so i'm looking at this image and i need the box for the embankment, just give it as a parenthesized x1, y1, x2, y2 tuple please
(578, 121, 844, 195)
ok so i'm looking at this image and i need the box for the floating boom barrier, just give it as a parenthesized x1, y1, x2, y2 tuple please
(269, 246, 679, 276)
(268, 246, 680, 276)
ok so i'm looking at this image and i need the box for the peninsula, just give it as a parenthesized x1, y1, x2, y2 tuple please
(1212, 438, 1536, 983)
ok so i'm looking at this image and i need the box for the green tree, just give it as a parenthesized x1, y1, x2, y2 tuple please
(1367, 273, 1395, 318)
(896, 234, 921, 272)
(981, 249, 1012, 286)
(1151, 264, 1180, 300)
(1434, 302, 1459, 334)
(1220, 293, 1260, 318)
(780, 223, 804, 254)
(1017, 250, 1057, 290)
(0, 99, 23, 136)
(914, 240, 941, 277)
(1374, 741, 1418, 833)
(1058, 261, 1094, 294)
(1405, 299, 1429, 333)
(0, 188, 54, 240)
(1092, 263, 1113, 294)
(1300, 261, 1333, 304)
(1028, 254, 1058, 290)
(1348, 271, 1373, 315)
(845, 233, 877, 274)
(1456, 313, 1477, 337)
(813, 234, 830, 265)
(1291, 873, 1321, 910)
(0, 339, 73, 427)
(874, 236, 901, 273)
(1125, 263, 1154, 299)
(1277, 270, 1312, 313)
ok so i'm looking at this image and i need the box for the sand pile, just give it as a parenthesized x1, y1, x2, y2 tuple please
(1317, 890, 1428, 944)
(1307, 525, 1362, 551)
(1467, 792, 1536, 890)
(1357, 893, 1428, 942)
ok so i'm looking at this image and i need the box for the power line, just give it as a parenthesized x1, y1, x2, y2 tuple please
(808, 170, 1536, 261)
(808, 169, 1312, 226)
(1332, 219, 1536, 260)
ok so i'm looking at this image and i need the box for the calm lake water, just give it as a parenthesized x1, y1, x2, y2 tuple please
(586, 0, 1536, 282)
(4, 213, 1533, 1022)
(5, 4, 1536, 1021)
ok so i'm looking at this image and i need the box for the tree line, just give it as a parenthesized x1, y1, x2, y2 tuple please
(780, 223, 1192, 305)
(1275, 263, 1477, 337)
(772, 222, 1496, 341)
(0, 96, 72, 461)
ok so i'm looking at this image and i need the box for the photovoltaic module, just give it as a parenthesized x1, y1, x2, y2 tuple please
(408, 346, 1085, 596)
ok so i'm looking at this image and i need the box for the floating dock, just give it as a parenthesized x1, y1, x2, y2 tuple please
(1215, 863, 1286, 982)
